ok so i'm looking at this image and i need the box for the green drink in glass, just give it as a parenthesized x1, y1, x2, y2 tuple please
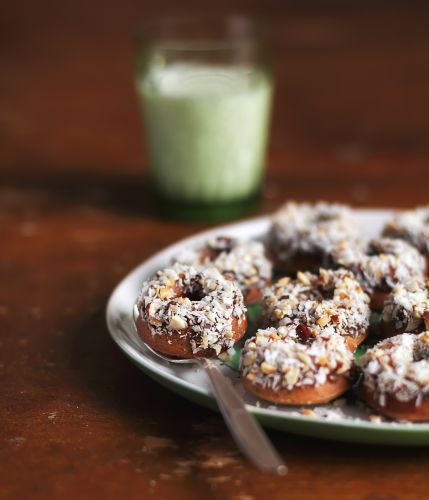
(135, 17, 273, 221)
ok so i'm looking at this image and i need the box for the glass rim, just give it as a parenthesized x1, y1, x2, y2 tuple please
(132, 14, 269, 52)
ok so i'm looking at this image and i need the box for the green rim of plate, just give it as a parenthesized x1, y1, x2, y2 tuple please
(124, 353, 429, 446)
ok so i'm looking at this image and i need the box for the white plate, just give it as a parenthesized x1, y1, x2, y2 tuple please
(106, 209, 429, 445)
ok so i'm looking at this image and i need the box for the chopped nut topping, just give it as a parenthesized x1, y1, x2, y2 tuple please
(317, 315, 330, 327)
(319, 356, 328, 366)
(158, 287, 174, 299)
(277, 277, 291, 286)
(260, 362, 277, 374)
(301, 408, 315, 417)
(243, 353, 256, 366)
(285, 369, 299, 386)
(368, 415, 383, 423)
(297, 271, 311, 286)
(169, 315, 187, 330)
(273, 308, 284, 320)
(297, 351, 312, 365)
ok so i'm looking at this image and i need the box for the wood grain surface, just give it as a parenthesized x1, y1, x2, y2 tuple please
(1, 1, 429, 499)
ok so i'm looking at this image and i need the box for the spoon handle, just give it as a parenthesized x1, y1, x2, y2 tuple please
(198, 358, 287, 475)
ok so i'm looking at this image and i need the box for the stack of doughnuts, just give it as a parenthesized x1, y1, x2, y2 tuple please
(135, 202, 429, 421)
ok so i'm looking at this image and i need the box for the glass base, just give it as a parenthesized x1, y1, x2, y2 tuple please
(151, 189, 261, 223)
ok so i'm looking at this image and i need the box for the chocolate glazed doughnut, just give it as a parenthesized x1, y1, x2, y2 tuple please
(358, 332, 429, 421)
(380, 278, 429, 339)
(173, 236, 272, 304)
(240, 326, 354, 405)
(135, 264, 247, 359)
(262, 269, 371, 352)
(330, 238, 426, 310)
(267, 201, 361, 274)
(383, 205, 429, 266)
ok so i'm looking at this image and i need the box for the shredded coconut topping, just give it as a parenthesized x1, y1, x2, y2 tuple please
(359, 332, 429, 406)
(240, 325, 353, 390)
(173, 236, 272, 297)
(268, 201, 361, 261)
(263, 269, 370, 340)
(382, 278, 429, 331)
(383, 206, 429, 254)
(331, 238, 426, 294)
(137, 263, 246, 355)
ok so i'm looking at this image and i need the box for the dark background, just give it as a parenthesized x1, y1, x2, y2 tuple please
(1, 2, 429, 499)
(2, 1, 429, 198)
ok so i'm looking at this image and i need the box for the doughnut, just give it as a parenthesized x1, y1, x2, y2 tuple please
(383, 206, 429, 261)
(330, 238, 426, 309)
(358, 332, 429, 421)
(262, 269, 371, 351)
(267, 201, 360, 274)
(135, 264, 247, 358)
(173, 236, 272, 304)
(240, 325, 354, 405)
(380, 278, 429, 338)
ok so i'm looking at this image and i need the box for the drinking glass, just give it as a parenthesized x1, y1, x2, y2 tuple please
(134, 16, 273, 221)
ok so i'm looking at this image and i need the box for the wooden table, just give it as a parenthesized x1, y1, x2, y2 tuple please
(1, 2, 429, 499)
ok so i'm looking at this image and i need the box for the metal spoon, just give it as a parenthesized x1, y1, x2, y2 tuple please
(133, 305, 287, 475)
